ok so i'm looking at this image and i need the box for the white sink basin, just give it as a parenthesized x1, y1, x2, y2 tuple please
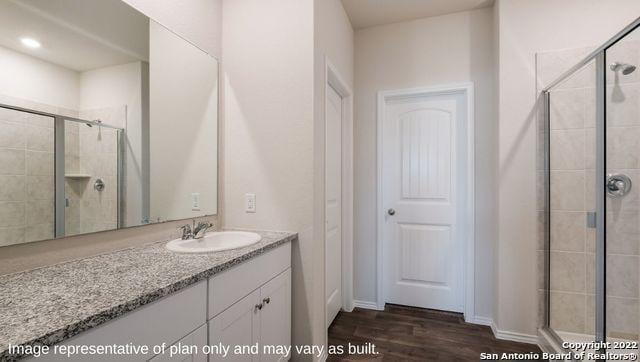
(165, 231, 262, 253)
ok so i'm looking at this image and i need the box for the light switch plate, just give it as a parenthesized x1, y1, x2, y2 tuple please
(191, 193, 200, 211)
(245, 193, 256, 213)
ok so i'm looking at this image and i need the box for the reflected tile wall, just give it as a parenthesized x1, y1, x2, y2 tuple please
(65, 107, 123, 236)
(0, 107, 54, 246)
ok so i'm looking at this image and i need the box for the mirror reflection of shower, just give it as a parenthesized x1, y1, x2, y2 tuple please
(610, 62, 636, 102)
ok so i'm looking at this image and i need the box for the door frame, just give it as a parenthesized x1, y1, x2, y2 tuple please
(376, 83, 475, 321)
(324, 57, 354, 322)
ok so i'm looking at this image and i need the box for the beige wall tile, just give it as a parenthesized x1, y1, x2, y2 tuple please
(585, 127, 595, 170)
(26, 151, 54, 176)
(26, 200, 54, 225)
(0, 227, 25, 247)
(25, 125, 54, 152)
(550, 89, 585, 130)
(0, 175, 26, 201)
(551, 171, 585, 211)
(607, 297, 639, 336)
(25, 223, 54, 243)
(551, 251, 586, 293)
(24, 113, 54, 128)
(607, 212, 640, 255)
(585, 295, 595, 335)
(0, 121, 26, 149)
(550, 211, 585, 251)
(607, 254, 639, 298)
(0, 149, 25, 175)
(586, 252, 595, 295)
(0, 202, 25, 227)
(550, 129, 585, 170)
(608, 84, 640, 127)
(607, 126, 640, 169)
(550, 292, 586, 333)
(27, 175, 54, 201)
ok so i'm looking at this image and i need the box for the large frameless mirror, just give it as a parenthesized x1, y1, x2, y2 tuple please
(0, 0, 218, 246)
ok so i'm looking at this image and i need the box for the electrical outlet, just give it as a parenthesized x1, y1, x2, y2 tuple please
(245, 193, 256, 213)
(191, 193, 200, 211)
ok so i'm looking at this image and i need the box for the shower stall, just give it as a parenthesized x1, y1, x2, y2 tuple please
(542, 17, 640, 357)
(0, 104, 124, 242)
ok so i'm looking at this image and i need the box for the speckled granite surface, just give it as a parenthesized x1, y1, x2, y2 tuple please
(0, 230, 296, 361)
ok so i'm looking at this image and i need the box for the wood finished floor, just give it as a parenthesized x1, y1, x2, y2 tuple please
(327, 304, 544, 361)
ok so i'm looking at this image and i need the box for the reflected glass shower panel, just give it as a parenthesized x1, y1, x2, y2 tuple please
(548, 58, 598, 346)
(0, 107, 55, 245)
(605, 26, 640, 346)
(64, 120, 120, 236)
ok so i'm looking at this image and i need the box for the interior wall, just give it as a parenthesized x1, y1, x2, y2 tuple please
(313, 0, 354, 347)
(221, 0, 315, 358)
(352, 8, 497, 319)
(122, 0, 221, 58)
(0, 0, 221, 276)
(0, 45, 80, 112)
(495, 0, 640, 337)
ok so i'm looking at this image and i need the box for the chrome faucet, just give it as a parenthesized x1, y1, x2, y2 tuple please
(178, 220, 214, 240)
(193, 221, 214, 239)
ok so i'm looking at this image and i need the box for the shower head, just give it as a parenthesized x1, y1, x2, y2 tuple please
(610, 62, 637, 75)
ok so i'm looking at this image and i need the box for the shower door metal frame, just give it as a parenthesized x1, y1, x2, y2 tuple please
(0, 102, 124, 238)
(541, 16, 640, 354)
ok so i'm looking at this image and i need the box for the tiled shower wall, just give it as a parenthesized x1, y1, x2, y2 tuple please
(0, 107, 55, 246)
(65, 107, 123, 236)
(537, 40, 640, 340)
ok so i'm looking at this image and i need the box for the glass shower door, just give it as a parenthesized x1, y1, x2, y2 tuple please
(547, 57, 599, 348)
(604, 25, 640, 356)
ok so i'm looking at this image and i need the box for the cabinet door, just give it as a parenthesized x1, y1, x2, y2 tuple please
(149, 324, 207, 362)
(259, 269, 291, 362)
(209, 289, 260, 362)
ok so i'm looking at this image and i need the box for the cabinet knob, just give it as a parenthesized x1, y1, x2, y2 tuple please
(263, 297, 271, 305)
(254, 303, 263, 312)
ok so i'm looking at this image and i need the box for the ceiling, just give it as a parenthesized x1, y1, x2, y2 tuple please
(0, 0, 149, 72)
(341, 0, 494, 29)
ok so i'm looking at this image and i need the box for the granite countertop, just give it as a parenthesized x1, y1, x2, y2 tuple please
(0, 229, 296, 361)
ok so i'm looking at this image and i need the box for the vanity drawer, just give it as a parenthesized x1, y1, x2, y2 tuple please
(208, 243, 291, 319)
(28, 281, 207, 361)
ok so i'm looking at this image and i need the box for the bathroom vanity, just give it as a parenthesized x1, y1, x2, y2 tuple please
(0, 230, 295, 361)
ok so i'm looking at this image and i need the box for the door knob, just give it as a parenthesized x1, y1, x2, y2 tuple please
(388, 208, 396, 216)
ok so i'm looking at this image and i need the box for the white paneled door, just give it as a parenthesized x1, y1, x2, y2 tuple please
(326, 85, 343, 325)
(381, 91, 466, 312)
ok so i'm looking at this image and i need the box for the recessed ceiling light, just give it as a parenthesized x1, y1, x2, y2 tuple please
(20, 37, 41, 49)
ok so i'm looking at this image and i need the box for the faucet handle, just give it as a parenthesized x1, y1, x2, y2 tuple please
(178, 224, 192, 239)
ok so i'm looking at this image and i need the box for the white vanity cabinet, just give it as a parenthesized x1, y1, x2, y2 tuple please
(208, 244, 292, 362)
(23, 243, 291, 362)
(209, 269, 291, 362)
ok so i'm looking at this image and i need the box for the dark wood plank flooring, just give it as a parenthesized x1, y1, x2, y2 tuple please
(327, 304, 544, 361)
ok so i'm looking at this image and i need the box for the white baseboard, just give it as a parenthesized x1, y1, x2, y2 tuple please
(353, 300, 384, 311)
(467, 316, 539, 345)
(467, 316, 493, 326)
